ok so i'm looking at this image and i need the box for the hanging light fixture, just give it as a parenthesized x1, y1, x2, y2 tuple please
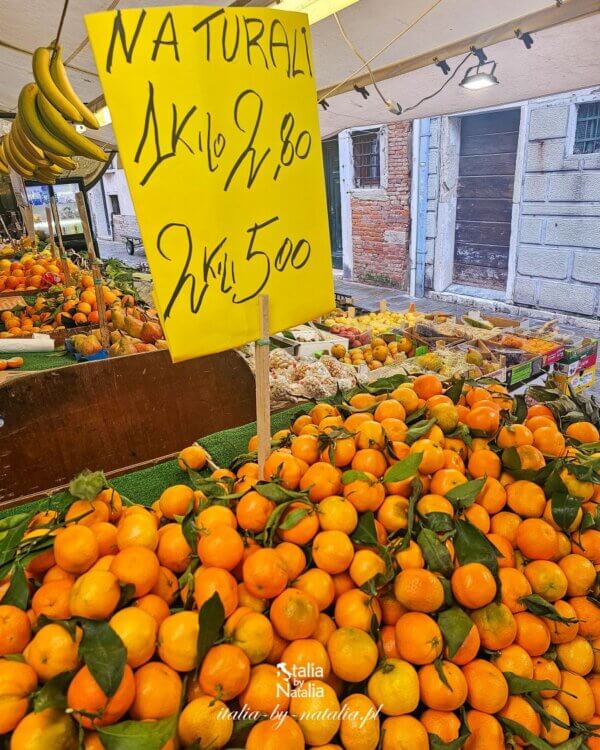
(460, 60, 499, 90)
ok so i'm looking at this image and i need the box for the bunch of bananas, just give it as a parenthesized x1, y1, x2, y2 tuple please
(0, 45, 108, 184)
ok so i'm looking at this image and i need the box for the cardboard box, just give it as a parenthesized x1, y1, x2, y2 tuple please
(556, 349, 598, 377)
(560, 337, 598, 365)
(554, 365, 596, 395)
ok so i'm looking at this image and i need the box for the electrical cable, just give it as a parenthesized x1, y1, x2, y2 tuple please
(51, 0, 71, 61)
(401, 51, 472, 113)
(318, 0, 445, 103)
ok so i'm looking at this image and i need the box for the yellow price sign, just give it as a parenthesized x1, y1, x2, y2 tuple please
(86, 7, 334, 362)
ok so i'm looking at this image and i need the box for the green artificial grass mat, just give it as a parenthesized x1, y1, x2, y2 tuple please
(0, 403, 311, 520)
(17, 350, 74, 371)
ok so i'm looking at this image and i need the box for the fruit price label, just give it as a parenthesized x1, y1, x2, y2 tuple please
(86, 7, 334, 362)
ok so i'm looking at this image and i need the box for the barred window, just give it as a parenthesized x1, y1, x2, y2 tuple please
(574, 101, 600, 154)
(352, 129, 380, 187)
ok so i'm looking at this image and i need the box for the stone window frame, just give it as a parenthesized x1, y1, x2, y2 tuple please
(348, 124, 388, 197)
(564, 91, 600, 169)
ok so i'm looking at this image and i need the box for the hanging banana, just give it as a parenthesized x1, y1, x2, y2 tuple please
(50, 45, 99, 130)
(37, 93, 108, 162)
(32, 46, 82, 123)
(3, 132, 34, 178)
(44, 151, 77, 171)
(18, 83, 74, 157)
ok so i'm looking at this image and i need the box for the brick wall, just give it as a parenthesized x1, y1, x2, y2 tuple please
(512, 95, 600, 317)
(112, 214, 141, 242)
(350, 121, 412, 289)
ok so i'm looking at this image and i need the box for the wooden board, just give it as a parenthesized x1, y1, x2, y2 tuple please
(0, 349, 257, 504)
(453, 109, 520, 289)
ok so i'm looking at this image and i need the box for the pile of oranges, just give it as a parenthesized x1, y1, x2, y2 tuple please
(0, 374, 599, 749)
(0, 253, 68, 293)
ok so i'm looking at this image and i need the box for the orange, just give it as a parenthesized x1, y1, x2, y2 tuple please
(197, 504, 237, 530)
(135, 593, 170, 626)
(463, 503, 490, 533)
(380, 417, 408, 443)
(465, 405, 500, 436)
(569, 597, 600, 639)
(533, 656, 561, 697)
(194, 566, 238, 616)
(0, 659, 38, 733)
(31, 579, 72, 620)
(312, 530, 354, 574)
(413, 374, 443, 400)
(463, 710, 505, 750)
(278, 502, 319, 545)
(514, 611, 551, 656)
(540, 698, 571, 746)
(421, 709, 460, 743)
(0, 605, 31, 656)
(65, 499, 109, 527)
(429, 468, 467, 495)
(156, 524, 192, 573)
(394, 569, 444, 613)
(416, 494, 455, 518)
(289, 679, 340, 745)
(53, 525, 99, 574)
(367, 658, 420, 716)
(116, 511, 158, 551)
(67, 664, 135, 728)
(533, 425, 566, 457)
(334, 588, 382, 632)
(300, 462, 342, 501)
(409, 439, 444, 474)
(349, 549, 386, 587)
(468, 449, 501, 479)
(374, 398, 406, 422)
(23, 623, 80, 681)
(152, 566, 179, 604)
(556, 635, 594, 675)
(239, 663, 290, 715)
(91, 522, 119, 557)
(451, 562, 497, 609)
(499, 567, 532, 613)
(351, 448, 388, 478)
(566, 421, 600, 443)
(516, 518, 558, 560)
(246, 716, 304, 749)
(177, 443, 207, 471)
(318, 495, 358, 534)
(197, 524, 244, 571)
(471, 602, 517, 650)
(572, 529, 600, 564)
(343, 472, 385, 512)
(199, 643, 250, 700)
(243, 548, 288, 599)
(525, 415, 557, 432)
(377, 495, 409, 532)
(10, 709, 78, 748)
(512, 444, 546, 471)
(313, 613, 337, 646)
(158, 611, 199, 672)
(493, 644, 534, 679)
(487, 533, 514, 567)
(130, 662, 182, 720)
(447, 622, 480, 666)
(490, 511, 521, 546)
(282, 637, 331, 679)
(290, 434, 320, 464)
(225, 609, 273, 664)
(340, 693, 381, 749)
(276, 541, 307, 581)
(506, 480, 546, 517)
(344, 412, 373, 432)
(418, 660, 467, 710)
(499, 695, 541, 746)
(559, 553, 596, 596)
(178, 696, 233, 748)
(327, 627, 378, 682)
(558, 670, 595, 722)
(524, 559, 567, 601)
(310, 402, 340, 424)
(462, 659, 508, 713)
(497, 424, 534, 448)
(69, 570, 121, 620)
(544, 599, 579, 644)
(269, 587, 319, 640)
(543, 498, 582, 533)
(158, 484, 195, 519)
(263, 450, 302, 490)
(109, 607, 157, 667)
(110, 546, 160, 597)
(394, 612, 442, 665)
(391, 386, 420, 414)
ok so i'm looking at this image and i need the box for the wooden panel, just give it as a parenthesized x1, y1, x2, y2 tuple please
(457, 176, 515, 199)
(455, 221, 511, 246)
(454, 262, 508, 290)
(460, 109, 521, 136)
(456, 198, 512, 222)
(460, 131, 519, 156)
(459, 153, 518, 176)
(0, 349, 257, 504)
(455, 243, 510, 269)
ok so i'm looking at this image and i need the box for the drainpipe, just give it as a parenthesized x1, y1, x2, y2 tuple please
(409, 118, 430, 298)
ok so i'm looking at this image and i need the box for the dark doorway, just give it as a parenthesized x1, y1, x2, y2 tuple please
(322, 137, 343, 270)
(109, 194, 121, 216)
(453, 108, 521, 290)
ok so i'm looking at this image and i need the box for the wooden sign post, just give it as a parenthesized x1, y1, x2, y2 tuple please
(75, 191, 110, 349)
(22, 204, 35, 240)
(45, 205, 57, 259)
(49, 197, 72, 287)
(255, 296, 271, 478)
(0, 214, 10, 242)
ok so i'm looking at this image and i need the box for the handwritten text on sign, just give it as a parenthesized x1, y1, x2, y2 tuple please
(86, 7, 334, 361)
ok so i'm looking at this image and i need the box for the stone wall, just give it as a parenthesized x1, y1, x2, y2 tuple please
(513, 95, 600, 317)
(350, 121, 412, 288)
(112, 213, 141, 242)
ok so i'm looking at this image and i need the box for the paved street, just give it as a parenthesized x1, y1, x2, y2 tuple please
(97, 238, 148, 270)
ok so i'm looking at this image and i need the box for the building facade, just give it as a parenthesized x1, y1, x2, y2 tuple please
(423, 86, 600, 319)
